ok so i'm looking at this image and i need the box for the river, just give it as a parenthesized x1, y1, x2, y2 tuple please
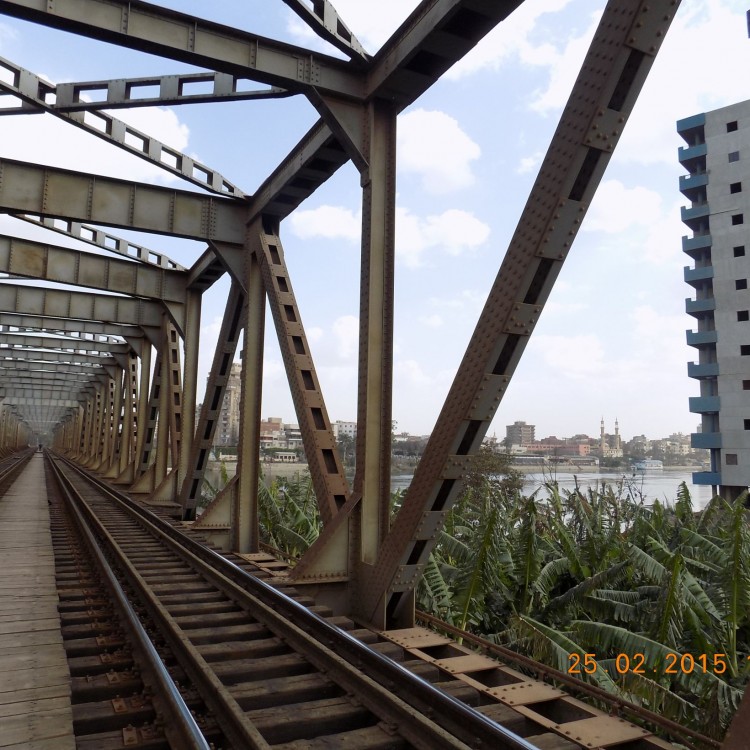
(391, 469, 715, 508)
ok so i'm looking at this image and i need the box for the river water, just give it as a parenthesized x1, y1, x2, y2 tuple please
(391, 469, 715, 508)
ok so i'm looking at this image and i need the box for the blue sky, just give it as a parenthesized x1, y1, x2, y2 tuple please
(0, 0, 748, 441)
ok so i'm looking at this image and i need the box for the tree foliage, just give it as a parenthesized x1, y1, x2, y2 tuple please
(416, 457, 750, 740)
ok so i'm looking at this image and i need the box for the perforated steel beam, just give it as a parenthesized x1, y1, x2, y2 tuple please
(0, 0, 365, 97)
(13, 215, 185, 270)
(253, 224, 349, 525)
(0, 56, 247, 199)
(179, 280, 244, 516)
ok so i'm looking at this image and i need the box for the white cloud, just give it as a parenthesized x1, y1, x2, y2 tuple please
(396, 207, 489, 268)
(429, 289, 486, 312)
(398, 109, 480, 194)
(419, 314, 443, 328)
(285, 202, 489, 269)
(0, 108, 190, 185)
(527, 11, 600, 114)
(289, 205, 360, 241)
(532, 333, 607, 379)
(333, 315, 359, 360)
(617, 0, 750, 167)
(446, 0, 577, 80)
(395, 359, 433, 388)
(307, 326, 324, 344)
(517, 151, 545, 175)
(584, 180, 663, 234)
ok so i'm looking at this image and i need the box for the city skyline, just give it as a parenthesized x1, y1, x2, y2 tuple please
(0, 1, 747, 439)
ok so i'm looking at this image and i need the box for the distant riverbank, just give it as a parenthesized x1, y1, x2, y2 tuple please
(392, 467, 714, 508)
(210, 459, 713, 509)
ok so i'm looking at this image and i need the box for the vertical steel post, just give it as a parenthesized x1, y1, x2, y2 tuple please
(179, 290, 201, 502)
(135, 343, 152, 475)
(235, 244, 265, 553)
(355, 100, 397, 565)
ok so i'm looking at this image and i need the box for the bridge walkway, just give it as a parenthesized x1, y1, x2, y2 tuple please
(0, 453, 75, 750)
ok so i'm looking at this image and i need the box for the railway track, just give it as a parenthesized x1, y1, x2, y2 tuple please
(46, 452, 550, 750)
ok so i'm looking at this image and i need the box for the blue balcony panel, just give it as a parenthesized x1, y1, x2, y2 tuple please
(687, 361, 719, 378)
(677, 113, 706, 134)
(685, 298, 716, 315)
(678, 142, 707, 165)
(693, 471, 721, 486)
(691, 432, 722, 449)
(686, 330, 717, 347)
(689, 396, 720, 414)
(682, 234, 712, 258)
(684, 265, 714, 285)
(681, 204, 710, 224)
(679, 172, 708, 194)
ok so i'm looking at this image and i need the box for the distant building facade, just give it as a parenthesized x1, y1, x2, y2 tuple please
(506, 421, 535, 447)
(599, 418, 623, 458)
(213, 362, 242, 446)
(678, 101, 750, 499)
(333, 420, 357, 440)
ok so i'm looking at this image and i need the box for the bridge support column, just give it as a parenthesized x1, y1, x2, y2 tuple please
(234, 244, 265, 553)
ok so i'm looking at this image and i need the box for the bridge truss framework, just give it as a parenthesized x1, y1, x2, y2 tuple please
(0, 0, 680, 628)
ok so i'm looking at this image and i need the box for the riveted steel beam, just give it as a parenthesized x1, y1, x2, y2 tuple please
(282, 0, 367, 61)
(0, 55, 248, 198)
(0, 283, 169, 331)
(360, 0, 682, 628)
(253, 223, 349, 526)
(0, 314, 142, 340)
(0, 350, 117, 369)
(179, 280, 244, 517)
(53, 72, 290, 113)
(13, 214, 185, 270)
(0, 0, 365, 97)
(0, 158, 247, 243)
(367, 0, 523, 111)
(0, 369, 101, 388)
(0, 235, 188, 302)
(0, 332, 128, 354)
(246, 120, 349, 223)
(1, 397, 79, 408)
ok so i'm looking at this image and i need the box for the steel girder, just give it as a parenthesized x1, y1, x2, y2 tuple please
(0, 315, 143, 341)
(0, 158, 247, 243)
(0, 235, 186, 302)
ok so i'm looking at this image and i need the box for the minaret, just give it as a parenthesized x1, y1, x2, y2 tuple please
(615, 418, 621, 451)
(600, 417, 606, 454)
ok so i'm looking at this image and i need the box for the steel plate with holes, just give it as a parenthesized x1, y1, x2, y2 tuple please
(434, 654, 500, 674)
(381, 627, 452, 649)
(488, 681, 566, 706)
(554, 715, 651, 748)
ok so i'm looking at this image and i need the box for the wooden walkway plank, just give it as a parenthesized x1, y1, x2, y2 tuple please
(0, 455, 75, 750)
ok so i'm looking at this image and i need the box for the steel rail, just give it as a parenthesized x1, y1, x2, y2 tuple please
(56, 454, 540, 750)
(46, 453, 212, 750)
(416, 610, 720, 750)
(49, 455, 272, 750)
(0, 446, 34, 491)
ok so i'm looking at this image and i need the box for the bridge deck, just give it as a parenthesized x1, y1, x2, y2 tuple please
(0, 454, 75, 750)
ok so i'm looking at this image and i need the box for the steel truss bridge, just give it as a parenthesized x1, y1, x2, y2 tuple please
(0, 0, 682, 632)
